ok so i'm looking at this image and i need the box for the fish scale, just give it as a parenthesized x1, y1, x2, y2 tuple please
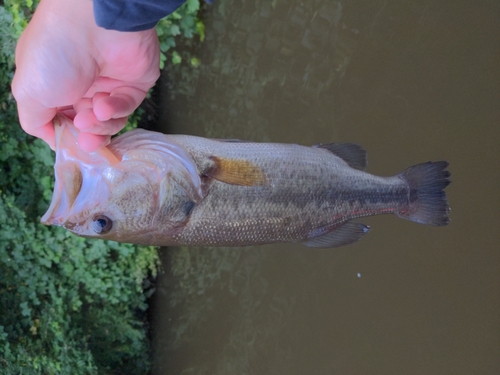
(158, 137, 417, 246)
(42, 115, 451, 248)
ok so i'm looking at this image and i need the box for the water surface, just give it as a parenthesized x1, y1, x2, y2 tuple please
(151, 1, 500, 373)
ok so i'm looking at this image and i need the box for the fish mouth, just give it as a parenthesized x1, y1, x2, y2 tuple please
(41, 114, 118, 227)
(40, 115, 81, 226)
(41, 159, 83, 226)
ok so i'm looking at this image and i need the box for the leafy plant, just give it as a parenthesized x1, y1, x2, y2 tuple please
(156, 0, 205, 68)
(0, 0, 204, 373)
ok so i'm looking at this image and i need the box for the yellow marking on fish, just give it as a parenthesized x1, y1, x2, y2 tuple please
(61, 162, 83, 208)
(208, 156, 267, 186)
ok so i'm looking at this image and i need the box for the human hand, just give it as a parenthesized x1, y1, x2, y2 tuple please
(12, 0, 160, 151)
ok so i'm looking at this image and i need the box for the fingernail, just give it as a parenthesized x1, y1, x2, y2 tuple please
(75, 120, 93, 131)
(74, 110, 97, 131)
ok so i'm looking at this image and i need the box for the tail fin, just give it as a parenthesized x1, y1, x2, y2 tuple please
(397, 161, 451, 226)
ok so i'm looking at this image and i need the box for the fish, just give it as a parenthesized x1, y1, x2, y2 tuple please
(41, 114, 451, 248)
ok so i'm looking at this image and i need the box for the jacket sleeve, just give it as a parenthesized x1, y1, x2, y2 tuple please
(93, 0, 186, 32)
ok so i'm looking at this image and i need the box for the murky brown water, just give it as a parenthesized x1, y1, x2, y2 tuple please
(151, 1, 500, 374)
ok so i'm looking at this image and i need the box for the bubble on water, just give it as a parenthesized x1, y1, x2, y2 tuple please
(357, 273, 361, 278)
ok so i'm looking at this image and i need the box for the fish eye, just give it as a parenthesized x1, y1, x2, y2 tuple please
(91, 214, 113, 234)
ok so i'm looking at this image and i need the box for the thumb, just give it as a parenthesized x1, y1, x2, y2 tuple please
(13, 96, 57, 149)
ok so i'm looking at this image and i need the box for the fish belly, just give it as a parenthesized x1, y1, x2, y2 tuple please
(168, 139, 407, 246)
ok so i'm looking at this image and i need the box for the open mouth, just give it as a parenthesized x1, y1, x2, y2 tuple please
(41, 159, 83, 226)
(41, 114, 118, 227)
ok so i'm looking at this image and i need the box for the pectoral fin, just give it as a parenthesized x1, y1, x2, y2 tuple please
(302, 222, 371, 248)
(205, 156, 267, 186)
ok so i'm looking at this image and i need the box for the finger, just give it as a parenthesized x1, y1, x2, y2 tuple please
(24, 121, 57, 150)
(73, 97, 93, 114)
(14, 99, 57, 149)
(92, 91, 111, 106)
(93, 86, 147, 121)
(77, 132, 110, 152)
(74, 107, 127, 135)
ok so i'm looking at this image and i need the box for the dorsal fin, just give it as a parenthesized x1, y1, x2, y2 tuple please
(205, 156, 267, 186)
(314, 143, 367, 170)
(212, 138, 245, 143)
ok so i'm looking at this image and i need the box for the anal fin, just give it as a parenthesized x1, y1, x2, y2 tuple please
(302, 222, 371, 248)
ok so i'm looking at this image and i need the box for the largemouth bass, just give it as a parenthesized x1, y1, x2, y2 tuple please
(42, 115, 450, 248)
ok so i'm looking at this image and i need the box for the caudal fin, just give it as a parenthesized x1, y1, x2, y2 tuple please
(397, 161, 451, 226)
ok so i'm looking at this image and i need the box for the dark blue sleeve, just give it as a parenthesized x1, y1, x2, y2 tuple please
(93, 0, 186, 32)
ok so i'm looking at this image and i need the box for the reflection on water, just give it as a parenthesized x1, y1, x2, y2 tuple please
(152, 0, 500, 374)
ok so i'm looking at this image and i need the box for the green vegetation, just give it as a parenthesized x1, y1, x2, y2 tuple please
(156, 0, 205, 69)
(0, 1, 204, 374)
